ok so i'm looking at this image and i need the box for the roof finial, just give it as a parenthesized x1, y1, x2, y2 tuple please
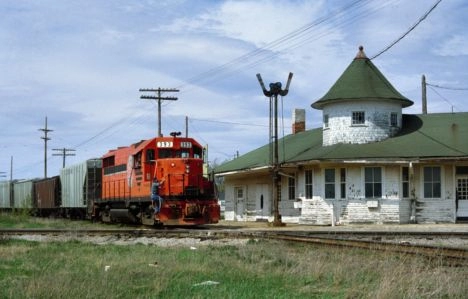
(355, 45, 367, 59)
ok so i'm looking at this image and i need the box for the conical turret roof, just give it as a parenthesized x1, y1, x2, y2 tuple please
(312, 46, 413, 109)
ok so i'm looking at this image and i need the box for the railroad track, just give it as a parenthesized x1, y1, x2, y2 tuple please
(1, 228, 467, 265)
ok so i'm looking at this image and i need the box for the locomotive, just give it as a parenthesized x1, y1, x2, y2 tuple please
(0, 133, 220, 226)
(96, 132, 220, 225)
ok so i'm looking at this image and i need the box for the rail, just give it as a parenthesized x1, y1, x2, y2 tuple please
(1, 228, 467, 264)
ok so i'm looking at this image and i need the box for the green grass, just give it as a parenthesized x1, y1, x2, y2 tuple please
(0, 237, 466, 299)
(0, 212, 110, 229)
(0, 215, 466, 298)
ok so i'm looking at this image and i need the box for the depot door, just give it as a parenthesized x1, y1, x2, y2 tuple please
(256, 184, 270, 218)
(456, 176, 468, 220)
(234, 186, 245, 220)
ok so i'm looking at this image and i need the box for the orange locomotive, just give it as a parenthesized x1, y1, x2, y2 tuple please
(94, 132, 220, 225)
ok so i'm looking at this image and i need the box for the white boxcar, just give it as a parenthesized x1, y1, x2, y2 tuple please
(13, 180, 34, 208)
(0, 181, 12, 208)
(60, 159, 102, 208)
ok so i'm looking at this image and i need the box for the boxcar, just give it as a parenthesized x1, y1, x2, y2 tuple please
(60, 159, 102, 218)
(34, 176, 61, 216)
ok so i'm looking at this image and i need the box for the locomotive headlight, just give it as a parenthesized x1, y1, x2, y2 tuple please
(185, 164, 190, 173)
(171, 163, 175, 167)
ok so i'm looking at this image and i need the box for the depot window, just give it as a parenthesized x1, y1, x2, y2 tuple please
(402, 167, 409, 198)
(423, 166, 441, 198)
(390, 112, 398, 127)
(288, 175, 296, 200)
(305, 170, 313, 199)
(325, 169, 335, 199)
(352, 111, 365, 125)
(365, 167, 382, 198)
(323, 114, 329, 128)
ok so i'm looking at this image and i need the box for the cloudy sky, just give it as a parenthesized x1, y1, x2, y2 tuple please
(1, 0, 467, 179)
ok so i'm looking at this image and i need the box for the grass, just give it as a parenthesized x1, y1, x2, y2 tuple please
(0, 212, 111, 229)
(0, 238, 466, 298)
(0, 214, 466, 298)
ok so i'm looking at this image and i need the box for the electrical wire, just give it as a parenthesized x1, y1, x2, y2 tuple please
(426, 83, 468, 91)
(370, 0, 442, 60)
(65, 0, 394, 154)
(427, 86, 461, 112)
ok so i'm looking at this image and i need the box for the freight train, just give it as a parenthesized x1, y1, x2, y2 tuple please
(0, 133, 221, 226)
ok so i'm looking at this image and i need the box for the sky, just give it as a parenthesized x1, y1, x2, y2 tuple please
(1, 0, 467, 180)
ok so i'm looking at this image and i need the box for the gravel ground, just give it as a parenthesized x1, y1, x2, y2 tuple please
(6, 233, 468, 249)
(7, 234, 251, 247)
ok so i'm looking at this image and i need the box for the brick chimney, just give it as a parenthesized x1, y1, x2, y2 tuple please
(292, 108, 306, 134)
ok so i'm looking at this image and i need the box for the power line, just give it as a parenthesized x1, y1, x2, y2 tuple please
(370, 0, 442, 60)
(189, 118, 268, 128)
(52, 148, 76, 168)
(426, 83, 468, 91)
(61, 0, 391, 153)
(139, 88, 179, 137)
(427, 86, 460, 112)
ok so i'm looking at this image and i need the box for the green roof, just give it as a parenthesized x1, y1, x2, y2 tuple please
(214, 113, 468, 174)
(312, 47, 413, 109)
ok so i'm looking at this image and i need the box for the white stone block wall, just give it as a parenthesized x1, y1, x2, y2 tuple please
(322, 101, 402, 146)
(415, 200, 455, 223)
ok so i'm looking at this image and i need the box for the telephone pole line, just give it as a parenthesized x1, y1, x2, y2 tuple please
(139, 87, 179, 137)
(39, 116, 53, 178)
(52, 148, 76, 168)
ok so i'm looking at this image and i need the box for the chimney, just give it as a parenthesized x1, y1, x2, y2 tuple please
(292, 108, 306, 134)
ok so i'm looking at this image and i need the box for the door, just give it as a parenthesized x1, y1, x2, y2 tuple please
(456, 176, 468, 219)
(256, 184, 271, 218)
(234, 186, 245, 220)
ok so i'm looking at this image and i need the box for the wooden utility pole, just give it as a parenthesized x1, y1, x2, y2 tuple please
(52, 148, 76, 168)
(139, 88, 179, 137)
(422, 74, 427, 114)
(256, 72, 293, 227)
(39, 117, 53, 178)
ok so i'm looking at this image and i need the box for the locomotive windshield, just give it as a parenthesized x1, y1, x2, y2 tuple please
(155, 141, 204, 159)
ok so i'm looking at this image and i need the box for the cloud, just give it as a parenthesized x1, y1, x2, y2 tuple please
(434, 35, 468, 56)
(1, 0, 467, 178)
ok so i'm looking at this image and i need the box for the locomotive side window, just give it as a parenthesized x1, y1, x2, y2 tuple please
(103, 156, 115, 167)
(133, 151, 142, 169)
(193, 146, 203, 159)
(146, 149, 155, 163)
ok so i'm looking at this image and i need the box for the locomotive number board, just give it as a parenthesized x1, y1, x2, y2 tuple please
(157, 141, 192, 148)
(157, 141, 173, 148)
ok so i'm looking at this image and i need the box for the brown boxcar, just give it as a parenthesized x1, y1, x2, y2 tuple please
(34, 176, 61, 214)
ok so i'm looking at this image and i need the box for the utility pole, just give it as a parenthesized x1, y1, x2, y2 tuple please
(256, 72, 293, 227)
(39, 117, 53, 178)
(139, 88, 179, 137)
(422, 74, 427, 114)
(52, 148, 76, 168)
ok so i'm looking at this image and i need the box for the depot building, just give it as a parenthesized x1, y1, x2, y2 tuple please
(214, 47, 468, 225)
